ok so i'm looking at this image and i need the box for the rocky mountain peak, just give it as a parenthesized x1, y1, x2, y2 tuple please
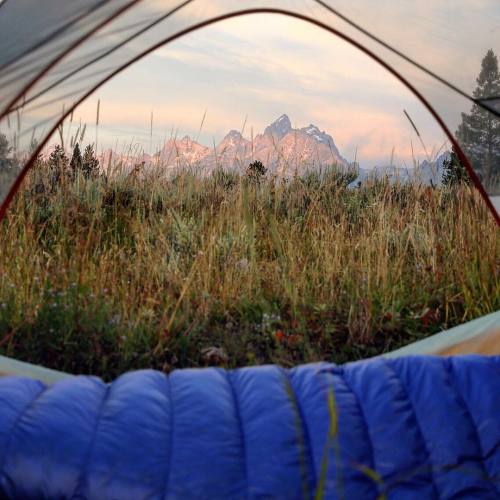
(301, 124, 328, 144)
(222, 130, 244, 143)
(300, 123, 343, 159)
(102, 113, 351, 174)
(264, 114, 292, 139)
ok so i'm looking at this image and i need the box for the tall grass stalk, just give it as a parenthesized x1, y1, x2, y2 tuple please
(0, 163, 498, 378)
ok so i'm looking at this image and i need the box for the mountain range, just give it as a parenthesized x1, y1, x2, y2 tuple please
(350, 155, 448, 188)
(101, 114, 349, 176)
(98, 113, 447, 185)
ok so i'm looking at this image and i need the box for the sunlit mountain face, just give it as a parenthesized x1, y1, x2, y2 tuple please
(93, 113, 446, 186)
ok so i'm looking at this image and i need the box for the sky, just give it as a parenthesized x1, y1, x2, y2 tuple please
(55, 5, 499, 169)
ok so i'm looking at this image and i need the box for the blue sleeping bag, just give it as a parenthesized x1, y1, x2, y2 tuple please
(0, 355, 499, 499)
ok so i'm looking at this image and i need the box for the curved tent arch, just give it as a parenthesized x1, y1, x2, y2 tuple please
(0, 6, 499, 223)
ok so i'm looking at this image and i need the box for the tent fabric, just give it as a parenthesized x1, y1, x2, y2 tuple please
(0, 355, 499, 499)
(384, 310, 500, 358)
(0, 0, 499, 221)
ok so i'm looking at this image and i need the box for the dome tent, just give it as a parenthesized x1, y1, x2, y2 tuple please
(0, 0, 499, 497)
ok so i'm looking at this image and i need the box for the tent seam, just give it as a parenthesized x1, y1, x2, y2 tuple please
(0, 381, 45, 476)
(160, 373, 174, 500)
(383, 359, 440, 499)
(445, 358, 500, 496)
(225, 370, 248, 500)
(282, 368, 315, 498)
(0, 0, 111, 73)
(338, 367, 379, 494)
(73, 381, 111, 497)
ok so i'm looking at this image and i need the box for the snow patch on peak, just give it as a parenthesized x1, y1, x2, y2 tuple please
(301, 124, 332, 145)
(304, 124, 319, 134)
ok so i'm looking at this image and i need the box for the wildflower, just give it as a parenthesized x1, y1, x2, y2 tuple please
(420, 307, 440, 327)
(274, 330, 286, 343)
(262, 312, 281, 330)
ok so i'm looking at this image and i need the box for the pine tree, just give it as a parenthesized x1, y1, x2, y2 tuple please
(456, 49, 500, 186)
(442, 147, 470, 186)
(29, 139, 46, 195)
(69, 143, 83, 181)
(48, 144, 69, 188)
(0, 132, 12, 171)
(82, 144, 100, 179)
(246, 160, 267, 183)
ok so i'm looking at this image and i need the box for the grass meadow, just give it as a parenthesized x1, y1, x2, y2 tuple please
(0, 161, 498, 379)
